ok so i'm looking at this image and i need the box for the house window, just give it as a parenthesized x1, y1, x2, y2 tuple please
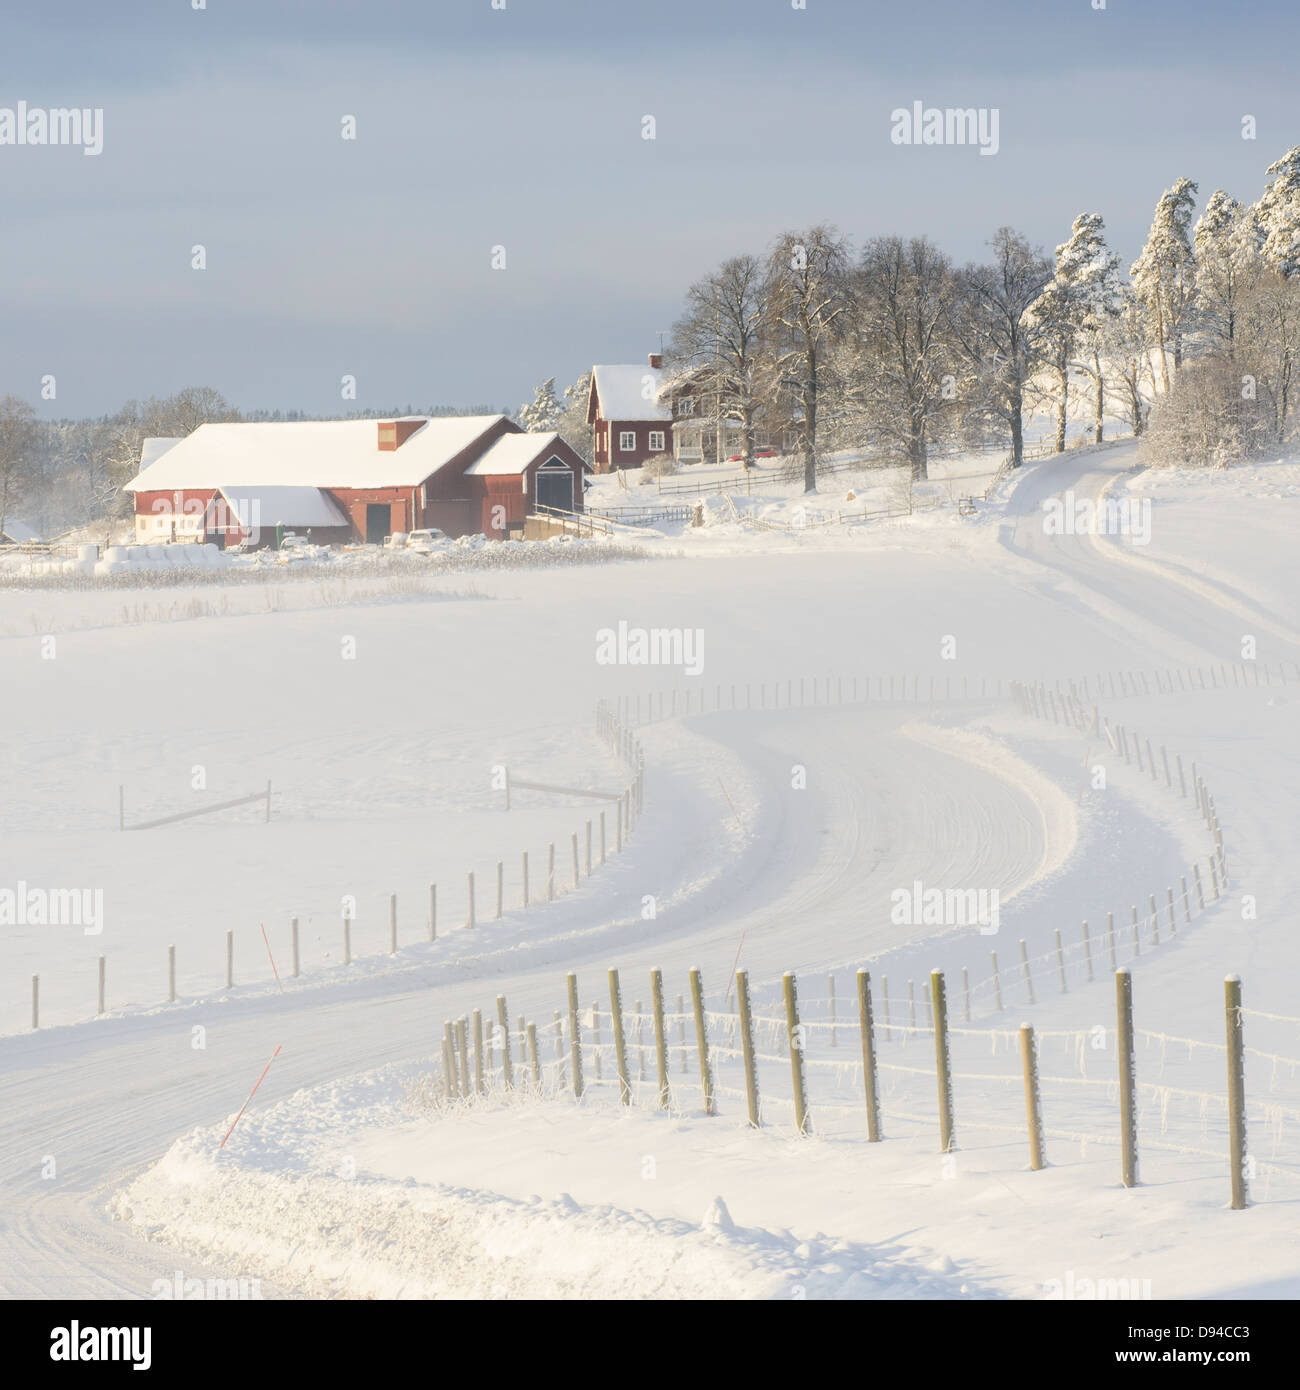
(678, 397, 695, 416)
(648, 431, 665, 452)
(618, 431, 636, 452)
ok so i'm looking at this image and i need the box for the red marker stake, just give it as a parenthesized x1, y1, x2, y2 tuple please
(220, 1045, 282, 1149)
(260, 922, 283, 992)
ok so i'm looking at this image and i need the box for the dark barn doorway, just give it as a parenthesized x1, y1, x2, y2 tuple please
(365, 503, 391, 544)
(534, 460, 574, 513)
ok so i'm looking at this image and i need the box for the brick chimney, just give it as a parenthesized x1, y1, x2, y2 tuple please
(378, 419, 424, 451)
(648, 353, 663, 369)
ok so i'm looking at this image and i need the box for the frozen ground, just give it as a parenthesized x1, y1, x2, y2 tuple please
(3, 440, 1300, 1299)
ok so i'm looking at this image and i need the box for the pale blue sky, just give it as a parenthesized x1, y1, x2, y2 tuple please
(2, 0, 1297, 417)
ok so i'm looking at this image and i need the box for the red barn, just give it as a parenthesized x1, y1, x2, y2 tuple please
(587, 355, 673, 473)
(125, 416, 590, 546)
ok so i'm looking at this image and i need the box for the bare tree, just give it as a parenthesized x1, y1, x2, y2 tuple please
(954, 229, 1053, 467)
(0, 395, 38, 537)
(764, 226, 853, 492)
(845, 236, 960, 480)
(669, 254, 766, 469)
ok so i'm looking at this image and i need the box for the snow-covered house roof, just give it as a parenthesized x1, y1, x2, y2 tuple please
(588, 365, 672, 422)
(464, 432, 590, 476)
(138, 437, 183, 471)
(212, 486, 350, 529)
(0, 519, 40, 544)
(124, 417, 511, 492)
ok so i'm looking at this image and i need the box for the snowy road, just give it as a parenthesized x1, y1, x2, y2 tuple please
(3, 443, 1296, 1298)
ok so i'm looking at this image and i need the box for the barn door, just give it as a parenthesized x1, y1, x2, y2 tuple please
(365, 504, 391, 544)
(534, 460, 574, 513)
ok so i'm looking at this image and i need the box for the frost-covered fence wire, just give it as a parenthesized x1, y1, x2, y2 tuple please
(436, 964, 1300, 1209)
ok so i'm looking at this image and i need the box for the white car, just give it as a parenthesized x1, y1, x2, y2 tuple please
(404, 528, 450, 554)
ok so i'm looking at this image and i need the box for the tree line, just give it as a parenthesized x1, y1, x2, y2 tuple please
(525, 146, 1300, 488)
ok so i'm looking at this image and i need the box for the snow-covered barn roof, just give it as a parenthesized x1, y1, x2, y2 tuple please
(589, 365, 672, 422)
(124, 417, 510, 492)
(0, 519, 40, 544)
(464, 432, 586, 476)
(138, 437, 183, 471)
(212, 486, 350, 529)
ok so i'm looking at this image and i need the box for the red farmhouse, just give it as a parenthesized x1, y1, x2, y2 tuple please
(125, 416, 590, 546)
(587, 354, 673, 473)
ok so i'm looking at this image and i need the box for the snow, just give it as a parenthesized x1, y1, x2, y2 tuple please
(214, 485, 350, 530)
(0, 519, 41, 544)
(5, 438, 1300, 1299)
(137, 437, 183, 472)
(464, 432, 565, 476)
(123, 416, 511, 491)
(590, 364, 671, 421)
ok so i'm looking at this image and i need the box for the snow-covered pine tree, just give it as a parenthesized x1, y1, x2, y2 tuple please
(1255, 146, 1300, 278)
(518, 377, 561, 433)
(1194, 191, 1261, 358)
(1130, 178, 1199, 394)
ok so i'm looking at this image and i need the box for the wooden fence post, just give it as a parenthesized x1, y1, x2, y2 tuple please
(585, 820, 592, 876)
(1209, 857, 1220, 901)
(1181, 876, 1191, 923)
(736, 969, 761, 1128)
(962, 966, 971, 1023)
(455, 1016, 470, 1096)
(857, 969, 881, 1142)
(600, 812, 606, 865)
(472, 1009, 485, 1094)
(226, 929, 234, 987)
(651, 968, 670, 1110)
(291, 917, 300, 977)
(522, 852, 529, 907)
(1107, 911, 1117, 971)
(690, 967, 714, 1116)
(608, 968, 631, 1105)
(389, 893, 397, 954)
(526, 1021, 541, 1089)
(1225, 975, 1248, 1210)
(1177, 754, 1186, 797)
(932, 970, 954, 1153)
(1116, 969, 1138, 1188)
(342, 912, 351, 966)
(1149, 894, 1159, 946)
(547, 843, 555, 901)
(1019, 938, 1035, 1005)
(1131, 905, 1141, 958)
(467, 872, 476, 928)
(567, 972, 584, 1099)
(1055, 929, 1067, 992)
(97, 955, 105, 1016)
(1020, 1022, 1045, 1171)
(1194, 864, 1205, 910)
(168, 944, 176, 1003)
(991, 951, 1003, 1012)
(634, 1001, 645, 1082)
(497, 994, 513, 1089)
(571, 832, 580, 889)
(784, 973, 810, 1135)
(441, 1024, 456, 1099)
(1082, 919, 1094, 982)
(429, 884, 437, 941)
(31, 975, 38, 1030)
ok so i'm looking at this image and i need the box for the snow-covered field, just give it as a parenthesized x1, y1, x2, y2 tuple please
(4, 440, 1300, 1300)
